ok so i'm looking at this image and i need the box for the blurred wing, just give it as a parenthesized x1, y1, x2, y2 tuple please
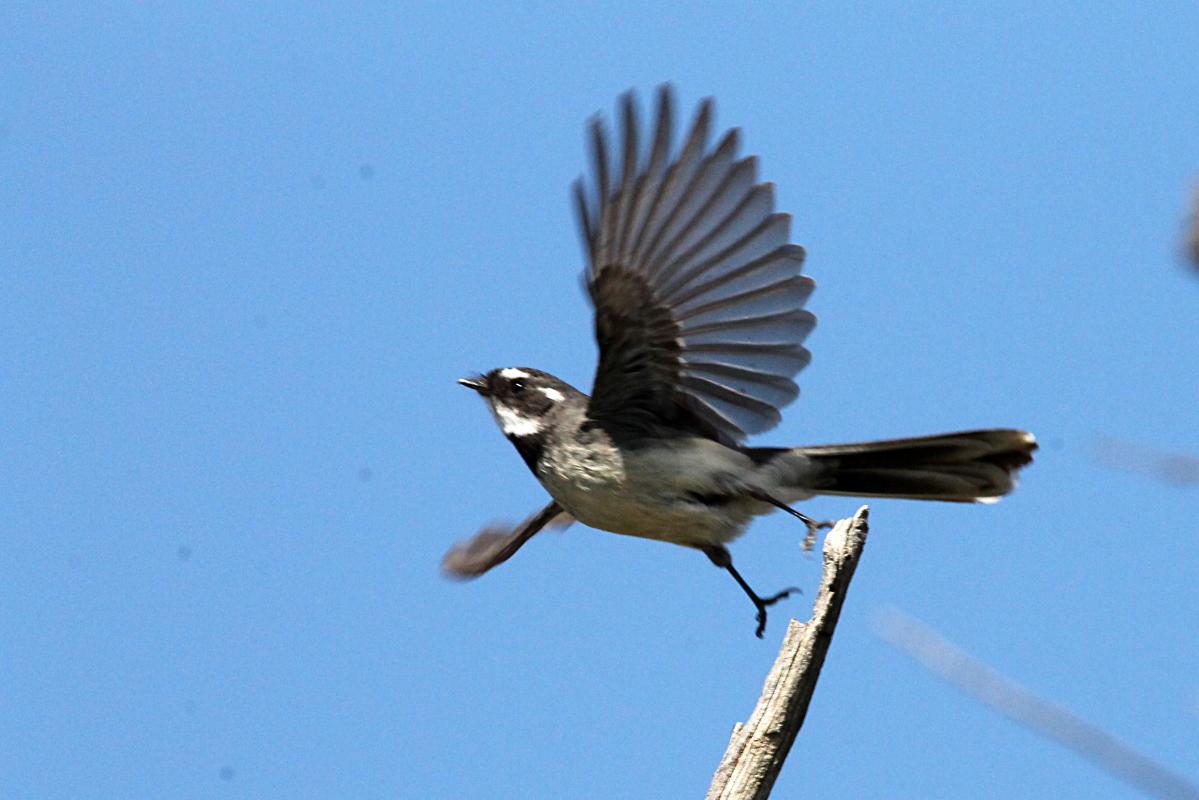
(575, 85, 815, 443)
(441, 501, 571, 579)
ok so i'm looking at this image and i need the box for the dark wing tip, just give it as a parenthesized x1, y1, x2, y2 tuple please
(588, 114, 611, 202)
(573, 177, 595, 258)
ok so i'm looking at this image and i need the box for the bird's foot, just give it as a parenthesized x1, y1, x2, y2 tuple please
(751, 586, 801, 638)
(800, 516, 835, 552)
(744, 488, 834, 552)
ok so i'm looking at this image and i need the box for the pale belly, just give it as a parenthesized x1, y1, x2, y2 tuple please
(536, 437, 761, 548)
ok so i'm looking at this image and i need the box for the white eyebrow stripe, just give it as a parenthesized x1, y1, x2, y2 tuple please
(541, 387, 565, 402)
(492, 404, 542, 437)
(499, 368, 530, 380)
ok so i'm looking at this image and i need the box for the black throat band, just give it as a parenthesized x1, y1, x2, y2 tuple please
(506, 433, 544, 475)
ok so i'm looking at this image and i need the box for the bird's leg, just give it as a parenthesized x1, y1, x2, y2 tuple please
(702, 545, 799, 639)
(747, 488, 835, 552)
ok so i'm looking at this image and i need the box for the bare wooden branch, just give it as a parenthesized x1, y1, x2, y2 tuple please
(707, 505, 870, 800)
(875, 608, 1199, 800)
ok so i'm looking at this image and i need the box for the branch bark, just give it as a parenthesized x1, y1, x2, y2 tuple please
(707, 505, 870, 800)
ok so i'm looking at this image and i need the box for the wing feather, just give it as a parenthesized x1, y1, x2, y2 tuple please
(622, 86, 674, 263)
(682, 308, 816, 345)
(658, 207, 790, 303)
(610, 91, 640, 266)
(631, 98, 712, 270)
(653, 156, 760, 290)
(684, 344, 811, 381)
(644, 130, 742, 277)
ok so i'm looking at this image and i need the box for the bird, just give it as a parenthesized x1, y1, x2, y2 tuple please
(443, 85, 1036, 637)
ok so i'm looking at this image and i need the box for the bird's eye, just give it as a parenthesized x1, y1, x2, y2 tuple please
(511, 378, 527, 393)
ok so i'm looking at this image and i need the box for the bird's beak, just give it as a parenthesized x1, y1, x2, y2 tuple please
(457, 375, 490, 396)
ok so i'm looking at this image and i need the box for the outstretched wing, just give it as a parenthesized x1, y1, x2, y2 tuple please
(575, 85, 815, 443)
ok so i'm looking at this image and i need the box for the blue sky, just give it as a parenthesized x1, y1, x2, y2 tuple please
(3, 3, 1198, 798)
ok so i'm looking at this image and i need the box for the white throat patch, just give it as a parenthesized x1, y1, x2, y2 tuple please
(491, 403, 542, 438)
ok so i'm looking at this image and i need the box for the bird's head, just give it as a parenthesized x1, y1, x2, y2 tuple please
(458, 367, 581, 441)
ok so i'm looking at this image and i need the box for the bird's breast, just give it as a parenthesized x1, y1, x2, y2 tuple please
(535, 436, 756, 547)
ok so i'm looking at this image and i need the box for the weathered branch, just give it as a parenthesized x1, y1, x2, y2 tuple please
(875, 608, 1199, 800)
(707, 505, 870, 800)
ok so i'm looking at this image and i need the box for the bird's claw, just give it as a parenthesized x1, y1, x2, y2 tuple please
(801, 518, 835, 552)
(751, 586, 802, 638)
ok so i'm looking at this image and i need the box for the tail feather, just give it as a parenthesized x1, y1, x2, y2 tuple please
(788, 429, 1037, 502)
